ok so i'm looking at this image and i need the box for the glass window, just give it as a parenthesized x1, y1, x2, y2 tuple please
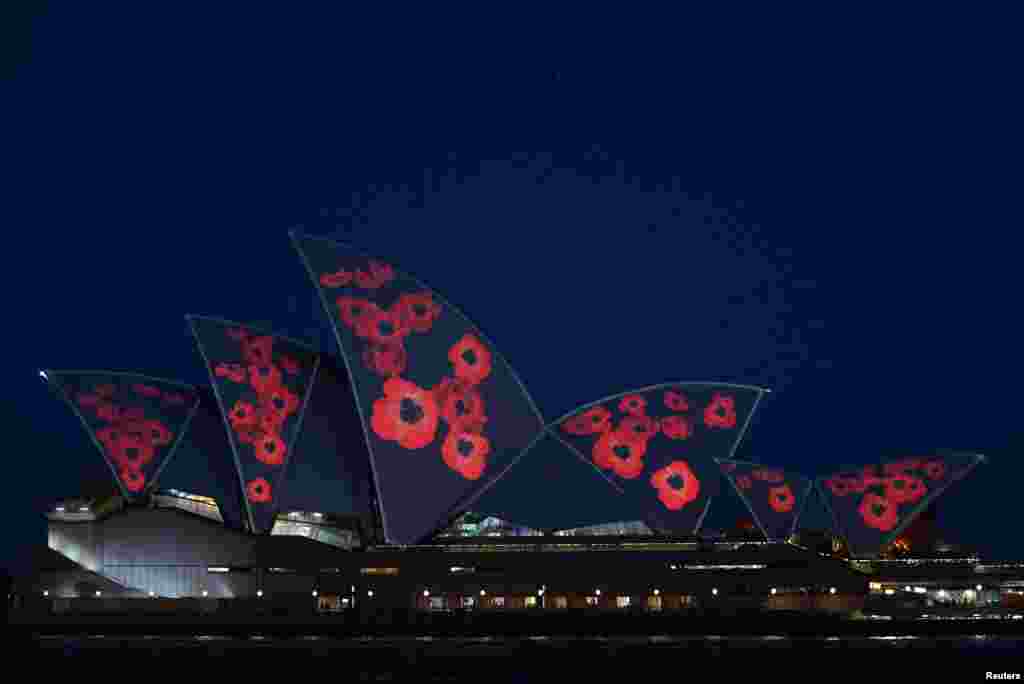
(360, 567, 399, 576)
(616, 596, 631, 608)
(586, 596, 598, 606)
(525, 596, 537, 608)
(493, 596, 506, 608)
(552, 596, 568, 609)
(462, 596, 475, 608)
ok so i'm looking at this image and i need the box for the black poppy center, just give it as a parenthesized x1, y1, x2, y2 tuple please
(151, 429, 161, 438)
(457, 439, 475, 458)
(716, 407, 726, 417)
(777, 493, 788, 503)
(633, 424, 646, 434)
(413, 304, 427, 316)
(273, 397, 285, 410)
(461, 349, 478, 366)
(258, 367, 270, 377)
(591, 415, 601, 423)
(893, 479, 906, 490)
(126, 448, 139, 460)
(872, 504, 886, 516)
(399, 397, 425, 424)
(667, 474, 686, 490)
(612, 445, 632, 460)
(455, 399, 468, 416)
(379, 320, 395, 337)
(352, 306, 363, 317)
(236, 408, 247, 418)
(264, 440, 276, 453)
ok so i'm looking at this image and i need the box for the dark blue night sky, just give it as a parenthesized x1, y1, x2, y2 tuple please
(4, 5, 1020, 572)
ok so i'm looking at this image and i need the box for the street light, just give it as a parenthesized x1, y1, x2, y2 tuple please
(312, 590, 318, 597)
(257, 590, 263, 598)
(423, 589, 430, 597)
(367, 590, 374, 598)
(711, 588, 718, 596)
(653, 589, 660, 596)
(829, 587, 837, 595)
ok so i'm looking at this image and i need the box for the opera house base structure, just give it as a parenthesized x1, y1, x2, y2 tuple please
(11, 233, 1018, 635)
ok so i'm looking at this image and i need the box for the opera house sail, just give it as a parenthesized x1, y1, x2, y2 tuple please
(18, 232, 994, 620)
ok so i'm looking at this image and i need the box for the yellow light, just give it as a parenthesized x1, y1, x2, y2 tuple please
(770, 588, 777, 595)
(829, 587, 837, 595)
(653, 589, 660, 596)
(480, 589, 486, 596)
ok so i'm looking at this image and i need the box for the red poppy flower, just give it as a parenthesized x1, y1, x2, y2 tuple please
(132, 384, 162, 398)
(121, 468, 146, 493)
(77, 393, 100, 408)
(162, 393, 187, 406)
(435, 378, 488, 431)
(768, 484, 796, 513)
(663, 391, 690, 412)
(720, 462, 737, 473)
(923, 461, 946, 480)
(228, 401, 258, 431)
(885, 475, 927, 505)
(616, 415, 659, 443)
(279, 355, 301, 375)
(258, 407, 286, 435)
(824, 477, 851, 497)
(354, 261, 394, 289)
(109, 435, 155, 470)
(142, 420, 173, 447)
(95, 384, 116, 398)
(336, 297, 377, 334)
(226, 327, 249, 342)
(883, 458, 925, 476)
(561, 406, 612, 436)
(859, 493, 899, 531)
(845, 476, 870, 494)
(592, 431, 647, 478)
(96, 425, 122, 447)
(442, 429, 490, 480)
(96, 402, 121, 423)
(242, 336, 274, 366)
(120, 406, 145, 422)
(618, 395, 647, 416)
(394, 292, 442, 334)
(215, 363, 248, 383)
(360, 305, 409, 346)
(247, 478, 272, 504)
(319, 269, 353, 288)
(370, 378, 440, 450)
(248, 363, 283, 396)
(704, 393, 737, 429)
(752, 469, 785, 483)
(362, 343, 408, 378)
(264, 385, 300, 418)
(448, 334, 492, 385)
(736, 474, 753, 490)
(254, 432, 287, 466)
(651, 461, 701, 511)
(660, 415, 692, 440)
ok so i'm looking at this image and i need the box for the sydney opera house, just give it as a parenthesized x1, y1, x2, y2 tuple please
(11, 233, 1019, 623)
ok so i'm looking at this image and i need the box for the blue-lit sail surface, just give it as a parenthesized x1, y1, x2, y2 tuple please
(188, 316, 320, 534)
(717, 459, 811, 541)
(817, 452, 985, 557)
(47, 371, 199, 500)
(292, 233, 545, 545)
(556, 384, 765, 534)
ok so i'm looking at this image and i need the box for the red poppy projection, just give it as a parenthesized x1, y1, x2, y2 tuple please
(189, 316, 320, 534)
(556, 384, 765, 534)
(816, 452, 985, 556)
(48, 372, 199, 499)
(292, 232, 545, 545)
(717, 459, 811, 541)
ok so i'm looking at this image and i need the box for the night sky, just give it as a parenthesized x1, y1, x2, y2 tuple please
(4, 5, 1020, 573)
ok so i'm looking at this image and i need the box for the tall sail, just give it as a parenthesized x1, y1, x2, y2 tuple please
(717, 459, 811, 541)
(188, 316, 320, 534)
(817, 452, 985, 557)
(292, 232, 545, 545)
(46, 371, 199, 499)
(555, 384, 766, 534)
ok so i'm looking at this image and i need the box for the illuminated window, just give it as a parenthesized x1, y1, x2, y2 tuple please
(647, 596, 663, 611)
(450, 566, 475, 574)
(493, 596, 506, 608)
(269, 568, 296, 574)
(525, 596, 537, 608)
(360, 567, 399, 576)
(585, 596, 598, 606)
(429, 597, 444, 611)
(462, 596, 475, 609)
(616, 596, 631, 608)
(207, 567, 230, 573)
